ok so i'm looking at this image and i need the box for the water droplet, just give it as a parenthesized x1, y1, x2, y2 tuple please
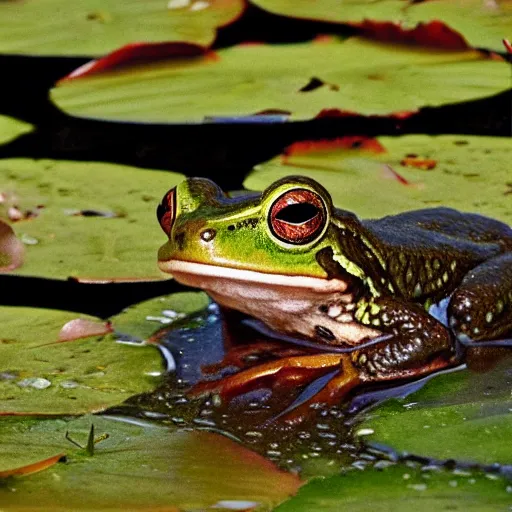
(407, 483, 427, 491)
(21, 233, 39, 245)
(17, 377, 51, 389)
(190, 0, 209, 11)
(355, 428, 374, 436)
(167, 0, 190, 9)
(60, 380, 79, 389)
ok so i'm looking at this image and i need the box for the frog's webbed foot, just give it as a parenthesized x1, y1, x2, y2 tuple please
(189, 353, 348, 404)
(448, 253, 512, 345)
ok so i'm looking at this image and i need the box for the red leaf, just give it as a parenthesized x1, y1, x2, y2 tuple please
(284, 136, 386, 157)
(353, 20, 469, 50)
(70, 276, 166, 283)
(380, 164, 411, 185)
(0, 220, 25, 272)
(58, 319, 113, 342)
(0, 453, 65, 478)
(504, 39, 512, 53)
(400, 156, 438, 170)
(62, 42, 209, 80)
(316, 109, 415, 120)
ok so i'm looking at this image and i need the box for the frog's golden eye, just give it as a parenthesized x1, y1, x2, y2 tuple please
(157, 187, 176, 237)
(269, 188, 326, 245)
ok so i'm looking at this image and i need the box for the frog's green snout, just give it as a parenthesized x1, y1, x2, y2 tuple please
(157, 186, 177, 238)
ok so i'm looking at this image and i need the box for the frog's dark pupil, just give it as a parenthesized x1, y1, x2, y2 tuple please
(275, 203, 319, 225)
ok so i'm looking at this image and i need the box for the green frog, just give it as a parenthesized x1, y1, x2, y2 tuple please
(157, 176, 512, 421)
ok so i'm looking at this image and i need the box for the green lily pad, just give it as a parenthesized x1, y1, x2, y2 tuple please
(246, 135, 512, 223)
(355, 362, 512, 466)
(51, 38, 509, 123)
(252, 0, 512, 52)
(0, 115, 33, 145)
(0, 307, 163, 415)
(0, 159, 182, 279)
(275, 464, 512, 512)
(113, 290, 209, 341)
(0, 0, 245, 56)
(0, 415, 302, 511)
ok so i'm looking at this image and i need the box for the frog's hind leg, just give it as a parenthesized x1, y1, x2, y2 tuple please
(448, 253, 512, 344)
(448, 253, 512, 370)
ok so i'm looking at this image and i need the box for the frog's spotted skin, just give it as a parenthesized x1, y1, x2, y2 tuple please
(157, 176, 512, 421)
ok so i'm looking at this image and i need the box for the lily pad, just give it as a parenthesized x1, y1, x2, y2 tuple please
(355, 362, 512, 466)
(0, 159, 182, 279)
(275, 464, 512, 512)
(0, 415, 302, 511)
(0, 115, 33, 145)
(51, 38, 509, 122)
(0, 307, 163, 415)
(114, 291, 209, 341)
(246, 135, 512, 223)
(252, 0, 512, 52)
(0, 0, 245, 56)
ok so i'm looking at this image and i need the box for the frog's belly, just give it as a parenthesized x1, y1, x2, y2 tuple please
(166, 260, 381, 346)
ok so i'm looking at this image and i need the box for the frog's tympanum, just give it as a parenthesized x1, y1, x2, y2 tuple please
(157, 176, 512, 422)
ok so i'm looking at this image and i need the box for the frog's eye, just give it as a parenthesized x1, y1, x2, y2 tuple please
(157, 187, 176, 237)
(269, 188, 326, 245)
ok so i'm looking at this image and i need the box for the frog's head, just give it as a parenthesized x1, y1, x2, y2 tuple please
(157, 176, 352, 293)
(157, 177, 377, 344)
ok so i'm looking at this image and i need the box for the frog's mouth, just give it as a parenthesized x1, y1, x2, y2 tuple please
(159, 259, 380, 346)
(158, 259, 350, 296)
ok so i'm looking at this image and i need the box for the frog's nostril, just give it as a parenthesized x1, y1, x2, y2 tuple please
(157, 187, 176, 237)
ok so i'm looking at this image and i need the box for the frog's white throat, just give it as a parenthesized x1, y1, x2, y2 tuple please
(159, 259, 381, 345)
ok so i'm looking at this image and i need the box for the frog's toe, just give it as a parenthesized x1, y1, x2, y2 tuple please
(274, 356, 361, 426)
(188, 354, 345, 403)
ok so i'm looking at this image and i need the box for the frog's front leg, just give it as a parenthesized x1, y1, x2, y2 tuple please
(448, 253, 512, 344)
(280, 297, 454, 424)
(351, 296, 455, 383)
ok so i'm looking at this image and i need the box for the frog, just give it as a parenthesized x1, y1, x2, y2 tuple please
(157, 175, 512, 423)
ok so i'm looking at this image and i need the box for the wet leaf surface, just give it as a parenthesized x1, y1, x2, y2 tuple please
(356, 360, 512, 466)
(0, 307, 163, 415)
(0, 415, 301, 511)
(51, 38, 509, 123)
(275, 464, 512, 512)
(0, 159, 182, 279)
(0, 0, 245, 55)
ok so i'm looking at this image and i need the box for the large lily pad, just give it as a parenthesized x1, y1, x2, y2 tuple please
(246, 135, 512, 223)
(0, 0, 245, 56)
(0, 415, 301, 511)
(355, 361, 512, 465)
(0, 159, 182, 279)
(252, 0, 512, 52)
(51, 38, 509, 123)
(0, 307, 163, 415)
(275, 464, 512, 512)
